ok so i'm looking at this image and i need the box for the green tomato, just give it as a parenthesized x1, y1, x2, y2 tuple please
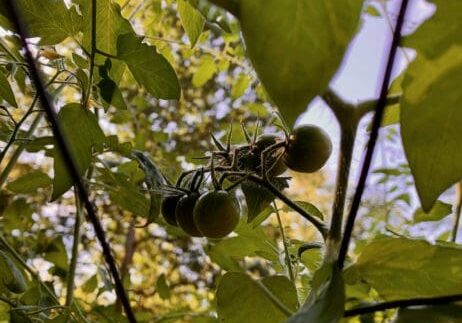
(193, 190, 240, 239)
(283, 125, 332, 173)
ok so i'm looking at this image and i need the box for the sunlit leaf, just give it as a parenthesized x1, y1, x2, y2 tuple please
(401, 47, 462, 211)
(217, 272, 298, 323)
(5, 0, 82, 45)
(7, 171, 52, 194)
(117, 33, 181, 100)
(288, 264, 344, 323)
(52, 103, 105, 200)
(192, 54, 216, 87)
(218, 0, 363, 126)
(345, 237, 462, 300)
(0, 71, 16, 107)
(178, 0, 205, 47)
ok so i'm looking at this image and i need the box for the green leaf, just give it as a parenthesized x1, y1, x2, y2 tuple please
(403, 1, 462, 59)
(344, 237, 462, 300)
(192, 54, 216, 87)
(282, 201, 324, 220)
(242, 178, 289, 223)
(1, 198, 33, 232)
(288, 265, 344, 323)
(44, 237, 68, 275)
(132, 151, 166, 225)
(234, 0, 363, 126)
(98, 168, 149, 217)
(401, 47, 462, 211)
(52, 103, 105, 200)
(117, 33, 181, 100)
(156, 274, 171, 300)
(241, 180, 275, 223)
(81, 274, 98, 293)
(78, 0, 132, 56)
(12, 0, 82, 45)
(178, 0, 205, 47)
(7, 171, 52, 193)
(217, 272, 298, 323)
(208, 222, 279, 271)
(365, 5, 380, 17)
(0, 71, 16, 107)
(395, 304, 462, 323)
(96, 59, 127, 111)
(413, 200, 452, 223)
(0, 251, 27, 294)
(231, 73, 251, 99)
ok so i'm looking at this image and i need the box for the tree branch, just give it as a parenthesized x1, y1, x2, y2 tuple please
(4, 1, 137, 322)
(337, 0, 410, 269)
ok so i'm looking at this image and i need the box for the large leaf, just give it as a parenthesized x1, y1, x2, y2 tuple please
(44, 237, 68, 276)
(217, 272, 298, 323)
(208, 222, 279, 271)
(78, 0, 132, 56)
(0, 71, 17, 107)
(403, 1, 462, 59)
(117, 33, 181, 100)
(178, 0, 205, 47)
(10, 0, 82, 45)
(1, 198, 33, 232)
(6, 171, 52, 193)
(96, 59, 127, 111)
(218, 0, 363, 126)
(401, 47, 462, 211)
(288, 264, 345, 323)
(52, 104, 105, 200)
(345, 237, 462, 300)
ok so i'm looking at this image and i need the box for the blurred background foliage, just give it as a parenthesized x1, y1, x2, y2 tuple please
(0, 0, 333, 321)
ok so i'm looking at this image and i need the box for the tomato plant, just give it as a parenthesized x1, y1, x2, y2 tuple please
(0, 0, 462, 322)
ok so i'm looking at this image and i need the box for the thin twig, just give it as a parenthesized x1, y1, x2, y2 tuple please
(337, 0, 410, 269)
(4, 1, 137, 322)
(248, 175, 328, 238)
(273, 201, 295, 282)
(66, 188, 84, 307)
(0, 71, 61, 164)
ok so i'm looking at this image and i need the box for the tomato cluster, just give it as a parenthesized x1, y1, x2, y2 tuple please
(160, 124, 332, 238)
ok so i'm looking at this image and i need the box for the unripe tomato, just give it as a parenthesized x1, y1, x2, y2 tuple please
(283, 125, 332, 173)
(161, 195, 181, 227)
(255, 134, 287, 176)
(193, 190, 240, 239)
(175, 192, 204, 237)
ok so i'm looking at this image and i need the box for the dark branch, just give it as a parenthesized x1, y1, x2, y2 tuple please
(4, 1, 137, 322)
(337, 0, 410, 269)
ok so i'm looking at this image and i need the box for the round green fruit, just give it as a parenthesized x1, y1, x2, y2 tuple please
(193, 190, 240, 239)
(161, 195, 181, 227)
(283, 125, 332, 173)
(175, 193, 204, 237)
